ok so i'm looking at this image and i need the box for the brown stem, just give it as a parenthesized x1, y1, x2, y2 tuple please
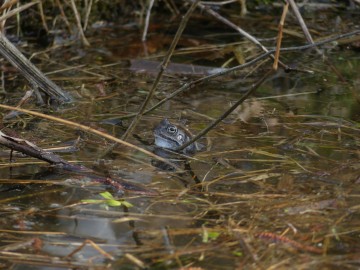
(191, 0, 288, 69)
(0, 33, 71, 102)
(273, 2, 289, 70)
(121, 0, 200, 143)
(0, 103, 180, 171)
(142, 0, 155, 42)
(69, 0, 90, 46)
(287, 0, 346, 82)
(118, 29, 360, 122)
(0, 128, 158, 195)
(177, 68, 275, 151)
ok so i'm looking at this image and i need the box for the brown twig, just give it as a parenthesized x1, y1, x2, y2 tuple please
(117, 29, 360, 121)
(65, 239, 114, 260)
(55, 0, 72, 34)
(287, 0, 346, 82)
(0, 0, 18, 13)
(142, 0, 155, 42)
(287, 0, 314, 44)
(256, 232, 323, 254)
(69, 0, 90, 46)
(121, 0, 200, 143)
(0, 1, 38, 24)
(273, 2, 289, 70)
(37, 1, 48, 32)
(0, 33, 71, 102)
(125, 253, 147, 269)
(0, 129, 83, 170)
(177, 68, 274, 152)
(83, 0, 93, 32)
(192, 0, 288, 69)
(163, 0, 180, 16)
(0, 119, 159, 195)
(0, 104, 179, 170)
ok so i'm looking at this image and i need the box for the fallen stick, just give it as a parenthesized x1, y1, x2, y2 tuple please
(0, 33, 71, 102)
(0, 129, 158, 195)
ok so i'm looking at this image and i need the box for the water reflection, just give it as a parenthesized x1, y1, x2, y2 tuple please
(0, 16, 359, 269)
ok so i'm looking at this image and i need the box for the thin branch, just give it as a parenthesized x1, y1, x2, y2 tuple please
(65, 239, 114, 261)
(0, 32, 71, 102)
(287, 0, 314, 43)
(119, 0, 200, 143)
(69, 0, 90, 46)
(37, 1, 48, 32)
(122, 29, 360, 119)
(142, 0, 155, 42)
(0, 0, 18, 13)
(287, 0, 346, 82)
(177, 68, 275, 151)
(193, 0, 288, 69)
(0, 1, 38, 23)
(0, 127, 159, 195)
(0, 104, 178, 168)
(0, 130, 79, 169)
(55, 0, 72, 34)
(83, 0, 93, 32)
(273, 2, 289, 70)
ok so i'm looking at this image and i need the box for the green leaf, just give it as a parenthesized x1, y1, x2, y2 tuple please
(202, 230, 220, 243)
(82, 192, 134, 208)
(81, 199, 103, 204)
(100, 191, 114, 200)
(121, 201, 134, 208)
(106, 200, 122, 206)
(208, 231, 220, 240)
(233, 251, 243, 257)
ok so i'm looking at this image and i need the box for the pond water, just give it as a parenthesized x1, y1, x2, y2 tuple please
(0, 4, 359, 270)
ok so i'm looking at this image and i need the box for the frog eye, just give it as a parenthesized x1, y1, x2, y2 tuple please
(167, 126, 177, 134)
(177, 134, 184, 142)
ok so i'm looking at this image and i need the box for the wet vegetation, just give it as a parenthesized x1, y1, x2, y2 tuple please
(0, 0, 359, 269)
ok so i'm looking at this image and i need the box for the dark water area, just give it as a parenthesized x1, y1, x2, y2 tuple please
(0, 3, 360, 270)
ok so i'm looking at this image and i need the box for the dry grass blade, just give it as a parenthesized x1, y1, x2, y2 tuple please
(0, 33, 71, 102)
(125, 253, 146, 269)
(54, 0, 72, 33)
(83, 0, 93, 31)
(0, 0, 18, 12)
(121, 0, 200, 141)
(65, 239, 114, 260)
(192, 0, 289, 69)
(0, 104, 180, 168)
(256, 232, 323, 254)
(142, 0, 155, 42)
(177, 68, 274, 151)
(116, 29, 359, 121)
(273, 2, 289, 70)
(0, 187, 65, 203)
(37, 1, 49, 32)
(69, 0, 90, 46)
(288, 0, 314, 43)
(0, 251, 108, 268)
(0, 1, 39, 23)
(288, 0, 348, 83)
(0, 229, 66, 235)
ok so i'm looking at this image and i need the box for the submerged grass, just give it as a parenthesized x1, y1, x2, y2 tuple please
(0, 78, 359, 269)
(0, 1, 359, 269)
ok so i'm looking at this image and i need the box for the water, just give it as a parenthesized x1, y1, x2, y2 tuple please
(0, 7, 359, 270)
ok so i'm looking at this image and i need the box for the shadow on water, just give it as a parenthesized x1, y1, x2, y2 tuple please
(0, 7, 360, 270)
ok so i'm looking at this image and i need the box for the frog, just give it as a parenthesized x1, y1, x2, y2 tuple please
(153, 118, 199, 154)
